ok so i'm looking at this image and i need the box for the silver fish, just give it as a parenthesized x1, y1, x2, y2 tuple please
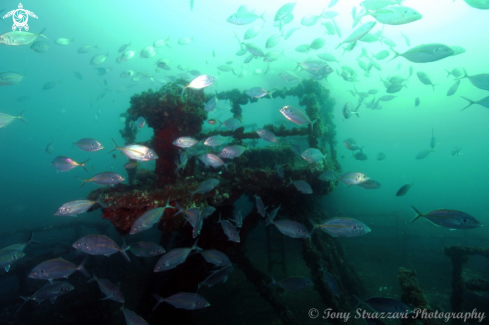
(396, 183, 413, 196)
(219, 145, 247, 159)
(447, 80, 460, 96)
(246, 87, 272, 98)
(357, 179, 381, 189)
(266, 218, 311, 238)
(184, 75, 216, 90)
(110, 139, 157, 161)
(417, 72, 436, 90)
(257, 129, 278, 143)
(336, 21, 376, 49)
(73, 235, 130, 261)
(415, 149, 432, 159)
(52, 156, 89, 172)
(128, 242, 165, 257)
(140, 46, 156, 58)
(54, 200, 98, 217)
(45, 138, 54, 154)
(154, 239, 202, 272)
(301, 148, 327, 163)
(319, 171, 339, 182)
(173, 136, 198, 148)
(199, 153, 225, 169)
(54, 37, 74, 45)
(312, 217, 371, 237)
(0, 72, 25, 86)
(28, 257, 88, 283)
(77, 44, 98, 54)
(153, 292, 210, 310)
(227, 11, 265, 25)
(411, 206, 482, 229)
(31, 41, 49, 53)
(118, 41, 131, 52)
(288, 178, 313, 194)
(222, 118, 241, 131)
(17, 282, 74, 313)
(73, 138, 104, 152)
(390, 44, 454, 63)
(198, 265, 234, 290)
(244, 24, 264, 40)
(130, 198, 173, 235)
(280, 106, 316, 129)
(0, 28, 47, 46)
(200, 249, 231, 267)
(121, 307, 149, 325)
(219, 214, 240, 243)
(77, 172, 125, 188)
(201, 206, 216, 219)
(90, 52, 109, 65)
(0, 249, 25, 272)
(88, 272, 124, 303)
(203, 134, 232, 147)
(255, 195, 267, 217)
(339, 172, 369, 185)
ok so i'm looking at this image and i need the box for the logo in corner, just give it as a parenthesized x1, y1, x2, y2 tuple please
(2, 3, 38, 32)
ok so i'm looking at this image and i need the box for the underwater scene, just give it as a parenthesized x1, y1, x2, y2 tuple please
(1, 0, 489, 324)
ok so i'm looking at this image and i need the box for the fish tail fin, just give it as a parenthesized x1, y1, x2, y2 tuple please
(152, 294, 164, 311)
(460, 96, 475, 111)
(80, 158, 91, 172)
(27, 232, 41, 245)
(164, 196, 173, 209)
(192, 238, 203, 251)
(310, 119, 317, 131)
(76, 176, 88, 189)
(109, 138, 119, 153)
(17, 110, 28, 124)
(410, 206, 424, 223)
(259, 11, 267, 22)
(16, 296, 30, 314)
(120, 248, 131, 262)
(432, 84, 437, 91)
(353, 295, 363, 309)
(387, 49, 399, 63)
(334, 42, 343, 50)
(39, 28, 48, 40)
(445, 69, 451, 78)
(88, 271, 97, 283)
(175, 201, 185, 216)
(267, 274, 277, 287)
(77, 256, 90, 277)
(288, 177, 293, 187)
(189, 190, 196, 201)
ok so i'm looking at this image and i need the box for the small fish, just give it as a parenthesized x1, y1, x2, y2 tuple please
(396, 183, 413, 196)
(140, 46, 156, 58)
(266, 218, 311, 238)
(203, 134, 232, 147)
(450, 147, 462, 157)
(118, 41, 131, 53)
(411, 207, 482, 229)
(189, 178, 220, 201)
(376, 153, 386, 161)
(222, 118, 241, 131)
(77, 44, 99, 54)
(16, 96, 29, 102)
(255, 195, 267, 217)
(121, 307, 149, 325)
(73, 138, 104, 152)
(52, 156, 89, 172)
(417, 71, 437, 90)
(339, 172, 369, 185)
(280, 106, 316, 129)
(312, 218, 371, 237)
(154, 239, 202, 272)
(446, 80, 460, 96)
(54, 200, 98, 217)
(30, 41, 49, 53)
(130, 197, 173, 235)
(301, 148, 327, 163)
(268, 276, 313, 291)
(415, 97, 420, 106)
(76, 172, 125, 188)
(227, 11, 265, 25)
(415, 149, 432, 160)
(390, 44, 454, 63)
(73, 235, 130, 261)
(90, 52, 109, 65)
(0, 71, 26, 86)
(173, 136, 198, 148)
(128, 242, 166, 257)
(110, 139, 157, 161)
(319, 171, 338, 182)
(336, 21, 376, 49)
(246, 87, 272, 99)
(219, 145, 247, 159)
(74, 72, 83, 80)
(153, 292, 210, 310)
(46, 138, 54, 154)
(219, 213, 240, 243)
(112, 154, 117, 159)
(88, 272, 124, 303)
(200, 206, 216, 219)
(233, 210, 243, 228)
(0, 249, 25, 272)
(183, 75, 216, 90)
(199, 153, 225, 169)
(200, 249, 231, 267)
(54, 37, 74, 45)
(28, 257, 89, 283)
(354, 149, 368, 161)
(321, 267, 340, 297)
(288, 178, 313, 194)
(357, 179, 381, 189)
(446, 68, 462, 78)
(256, 129, 278, 143)
(198, 265, 234, 290)
(17, 282, 74, 313)
(42, 79, 61, 90)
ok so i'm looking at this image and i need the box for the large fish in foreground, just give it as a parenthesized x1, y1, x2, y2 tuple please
(280, 106, 317, 129)
(110, 139, 157, 161)
(411, 206, 482, 229)
(0, 28, 47, 46)
(0, 249, 25, 272)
